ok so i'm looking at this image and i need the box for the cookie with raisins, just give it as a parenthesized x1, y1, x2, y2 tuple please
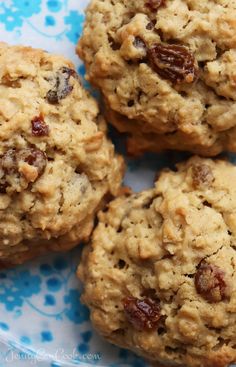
(0, 43, 124, 265)
(78, 0, 236, 156)
(78, 156, 236, 367)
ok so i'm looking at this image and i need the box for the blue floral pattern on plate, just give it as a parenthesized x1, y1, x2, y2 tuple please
(0, 248, 149, 367)
(0, 1, 235, 367)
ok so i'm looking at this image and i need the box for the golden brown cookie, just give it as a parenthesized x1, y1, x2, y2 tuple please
(78, 156, 236, 367)
(0, 43, 124, 265)
(78, 0, 236, 156)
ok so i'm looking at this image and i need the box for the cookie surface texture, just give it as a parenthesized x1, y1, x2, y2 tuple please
(0, 43, 124, 265)
(78, 156, 236, 367)
(78, 0, 236, 155)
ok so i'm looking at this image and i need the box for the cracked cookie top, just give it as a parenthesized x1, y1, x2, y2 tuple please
(78, 156, 236, 367)
(0, 43, 124, 265)
(78, 0, 236, 155)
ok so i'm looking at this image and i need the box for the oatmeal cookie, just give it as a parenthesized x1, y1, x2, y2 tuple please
(78, 156, 236, 367)
(0, 43, 124, 265)
(78, 0, 236, 155)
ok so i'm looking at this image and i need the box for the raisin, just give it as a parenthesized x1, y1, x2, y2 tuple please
(141, 288, 159, 300)
(0, 182, 7, 194)
(195, 261, 230, 303)
(123, 296, 161, 330)
(46, 67, 75, 104)
(192, 164, 214, 188)
(148, 43, 197, 83)
(46, 90, 58, 104)
(0, 147, 47, 191)
(133, 37, 147, 51)
(146, 20, 156, 30)
(17, 148, 47, 177)
(146, 0, 165, 11)
(31, 115, 49, 137)
(108, 35, 121, 51)
(0, 149, 20, 192)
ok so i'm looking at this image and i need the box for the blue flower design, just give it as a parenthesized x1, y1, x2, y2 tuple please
(64, 11, 84, 44)
(81, 331, 92, 343)
(44, 294, 56, 306)
(0, 0, 41, 31)
(12, 270, 42, 298)
(41, 330, 53, 342)
(64, 289, 89, 324)
(0, 8, 23, 31)
(46, 277, 62, 292)
(12, 0, 42, 17)
(0, 288, 23, 311)
(51, 362, 61, 367)
(47, 0, 63, 13)
(77, 343, 89, 354)
(0, 322, 9, 331)
(45, 15, 56, 27)
(20, 336, 31, 345)
(40, 263, 54, 276)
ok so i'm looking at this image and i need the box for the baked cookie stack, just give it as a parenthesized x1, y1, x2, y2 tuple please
(78, 0, 236, 156)
(0, 1, 235, 366)
(77, 1, 236, 367)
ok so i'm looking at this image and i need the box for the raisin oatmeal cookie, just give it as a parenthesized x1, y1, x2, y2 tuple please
(0, 43, 124, 265)
(78, 157, 236, 367)
(78, 0, 236, 156)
